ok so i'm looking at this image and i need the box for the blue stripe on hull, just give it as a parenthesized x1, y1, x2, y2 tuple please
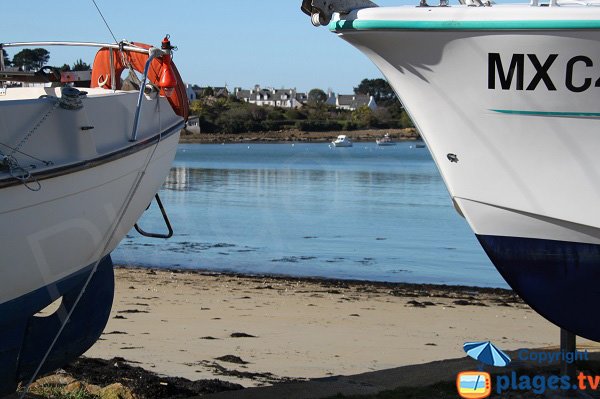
(0, 255, 114, 396)
(477, 235, 600, 341)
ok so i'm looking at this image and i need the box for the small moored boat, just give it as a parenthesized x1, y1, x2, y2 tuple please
(376, 133, 396, 146)
(332, 134, 353, 147)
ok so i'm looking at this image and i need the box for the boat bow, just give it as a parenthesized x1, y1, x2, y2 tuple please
(300, 0, 600, 342)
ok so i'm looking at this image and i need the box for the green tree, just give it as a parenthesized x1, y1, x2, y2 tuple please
(266, 108, 285, 121)
(203, 86, 215, 97)
(285, 108, 306, 121)
(12, 48, 50, 71)
(217, 105, 252, 133)
(72, 59, 90, 71)
(399, 110, 415, 129)
(373, 107, 392, 127)
(386, 102, 405, 120)
(190, 99, 202, 114)
(2, 49, 10, 67)
(250, 105, 267, 121)
(352, 105, 377, 128)
(354, 78, 399, 107)
(307, 88, 327, 106)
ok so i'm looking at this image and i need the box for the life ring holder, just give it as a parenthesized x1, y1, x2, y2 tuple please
(90, 41, 189, 120)
(97, 74, 109, 88)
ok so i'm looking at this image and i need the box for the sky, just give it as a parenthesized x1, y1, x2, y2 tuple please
(3, 0, 519, 93)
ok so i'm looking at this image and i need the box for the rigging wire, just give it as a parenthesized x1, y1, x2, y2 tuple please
(19, 135, 164, 399)
(17, 2, 157, 385)
(91, 0, 119, 44)
(0, 142, 52, 166)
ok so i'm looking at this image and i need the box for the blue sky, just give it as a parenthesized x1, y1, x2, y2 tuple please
(2, 1, 409, 93)
(4, 0, 518, 93)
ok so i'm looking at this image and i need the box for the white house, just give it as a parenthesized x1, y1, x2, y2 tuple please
(326, 93, 377, 111)
(235, 85, 306, 108)
(185, 115, 200, 134)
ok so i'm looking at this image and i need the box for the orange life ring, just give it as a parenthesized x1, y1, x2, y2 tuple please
(90, 42, 189, 120)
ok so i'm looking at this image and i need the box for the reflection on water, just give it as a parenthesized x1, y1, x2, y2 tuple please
(113, 142, 503, 287)
(164, 167, 439, 197)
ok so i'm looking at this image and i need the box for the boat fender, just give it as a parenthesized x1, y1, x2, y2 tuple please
(158, 35, 177, 97)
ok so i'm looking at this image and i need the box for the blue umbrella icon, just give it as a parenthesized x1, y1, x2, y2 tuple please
(464, 341, 511, 367)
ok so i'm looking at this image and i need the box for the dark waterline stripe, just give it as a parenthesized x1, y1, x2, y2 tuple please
(0, 121, 184, 190)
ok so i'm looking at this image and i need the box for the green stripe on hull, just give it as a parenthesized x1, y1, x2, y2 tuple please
(330, 19, 600, 31)
(491, 109, 600, 118)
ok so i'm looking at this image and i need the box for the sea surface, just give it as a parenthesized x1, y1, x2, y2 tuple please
(113, 142, 507, 288)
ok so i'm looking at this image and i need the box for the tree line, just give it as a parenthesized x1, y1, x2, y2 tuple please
(3, 48, 90, 72)
(191, 79, 414, 134)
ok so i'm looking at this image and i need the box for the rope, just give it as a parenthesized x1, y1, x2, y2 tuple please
(4, 89, 88, 190)
(19, 98, 165, 399)
(10, 99, 59, 158)
(3, 154, 41, 191)
(91, 0, 118, 44)
(1, 98, 58, 190)
(0, 142, 52, 166)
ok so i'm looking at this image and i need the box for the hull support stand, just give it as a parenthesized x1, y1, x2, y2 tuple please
(561, 328, 576, 375)
(0, 255, 115, 397)
(561, 328, 576, 382)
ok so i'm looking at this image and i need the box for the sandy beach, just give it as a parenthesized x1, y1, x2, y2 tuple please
(79, 266, 600, 391)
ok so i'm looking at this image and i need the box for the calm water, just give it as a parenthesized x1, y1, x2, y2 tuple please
(113, 142, 507, 288)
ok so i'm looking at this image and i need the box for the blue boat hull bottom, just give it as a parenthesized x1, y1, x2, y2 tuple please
(0, 255, 114, 396)
(477, 235, 600, 341)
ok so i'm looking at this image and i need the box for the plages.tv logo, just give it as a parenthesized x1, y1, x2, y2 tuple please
(456, 341, 512, 399)
(457, 371, 492, 399)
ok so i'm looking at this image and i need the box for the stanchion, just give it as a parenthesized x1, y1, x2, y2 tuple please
(560, 329, 594, 398)
(561, 328, 577, 383)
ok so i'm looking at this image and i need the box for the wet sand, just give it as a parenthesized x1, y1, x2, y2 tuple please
(81, 267, 600, 389)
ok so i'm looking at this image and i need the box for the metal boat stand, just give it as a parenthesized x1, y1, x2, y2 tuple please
(560, 329, 596, 399)
(562, 329, 578, 398)
(562, 329, 577, 381)
(0, 255, 115, 396)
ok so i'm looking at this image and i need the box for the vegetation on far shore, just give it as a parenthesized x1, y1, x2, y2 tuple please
(190, 79, 414, 136)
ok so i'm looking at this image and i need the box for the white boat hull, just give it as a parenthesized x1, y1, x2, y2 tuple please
(0, 130, 180, 306)
(332, 142, 353, 147)
(0, 88, 182, 307)
(334, 8, 600, 242)
(0, 86, 183, 390)
(330, 5, 600, 340)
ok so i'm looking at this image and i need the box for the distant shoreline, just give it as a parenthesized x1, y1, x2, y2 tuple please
(179, 128, 419, 144)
